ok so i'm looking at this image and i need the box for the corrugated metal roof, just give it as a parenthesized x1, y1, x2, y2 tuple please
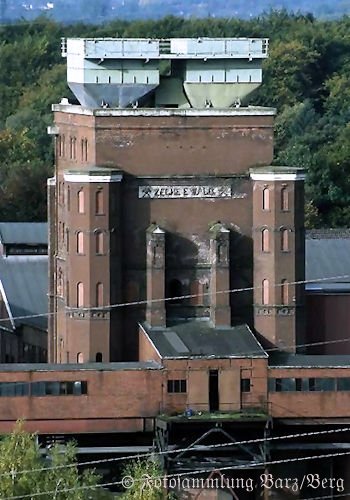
(0, 223, 47, 245)
(0, 256, 48, 330)
(144, 321, 267, 359)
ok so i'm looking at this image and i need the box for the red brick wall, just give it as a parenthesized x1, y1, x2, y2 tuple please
(0, 367, 162, 433)
(162, 358, 268, 414)
(269, 367, 350, 418)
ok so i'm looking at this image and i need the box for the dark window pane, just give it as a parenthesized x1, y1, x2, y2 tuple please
(241, 379, 251, 392)
(275, 378, 283, 392)
(268, 379, 276, 392)
(31, 382, 45, 396)
(15, 383, 29, 396)
(337, 378, 350, 391)
(45, 382, 60, 396)
(314, 378, 335, 391)
(167, 379, 186, 393)
(281, 378, 296, 391)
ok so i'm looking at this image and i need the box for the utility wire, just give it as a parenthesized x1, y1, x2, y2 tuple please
(0, 273, 348, 324)
(0, 426, 349, 479)
(3, 449, 350, 500)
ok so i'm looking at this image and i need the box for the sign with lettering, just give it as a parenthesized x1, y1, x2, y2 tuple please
(139, 185, 246, 199)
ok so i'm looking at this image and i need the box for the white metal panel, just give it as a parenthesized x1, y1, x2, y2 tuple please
(84, 39, 123, 58)
(187, 38, 225, 55)
(225, 39, 250, 55)
(67, 38, 85, 56)
(170, 38, 188, 54)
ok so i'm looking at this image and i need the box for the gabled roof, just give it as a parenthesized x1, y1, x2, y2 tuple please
(141, 321, 267, 359)
(0, 223, 47, 245)
(0, 256, 48, 331)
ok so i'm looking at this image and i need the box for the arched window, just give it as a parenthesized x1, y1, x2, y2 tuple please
(66, 229, 69, 252)
(281, 279, 288, 305)
(262, 228, 270, 252)
(281, 187, 289, 211)
(281, 228, 289, 252)
(72, 137, 77, 160)
(66, 281, 69, 306)
(96, 282, 103, 307)
(262, 279, 269, 305)
(67, 186, 70, 211)
(77, 231, 84, 254)
(61, 135, 65, 157)
(96, 231, 104, 254)
(77, 352, 84, 363)
(95, 190, 104, 215)
(262, 187, 270, 210)
(96, 352, 103, 362)
(57, 268, 63, 296)
(77, 189, 84, 213)
(84, 139, 88, 162)
(77, 282, 84, 307)
(167, 279, 183, 304)
(190, 280, 204, 306)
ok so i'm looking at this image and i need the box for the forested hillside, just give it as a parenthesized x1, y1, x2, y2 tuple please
(1, 12, 350, 226)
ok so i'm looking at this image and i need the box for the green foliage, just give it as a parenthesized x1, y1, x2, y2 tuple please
(0, 421, 111, 499)
(122, 458, 169, 500)
(1, 12, 350, 225)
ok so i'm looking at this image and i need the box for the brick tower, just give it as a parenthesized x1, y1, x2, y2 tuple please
(48, 37, 305, 363)
(250, 166, 305, 352)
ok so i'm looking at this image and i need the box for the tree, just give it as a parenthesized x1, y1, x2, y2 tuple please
(122, 458, 171, 500)
(0, 421, 112, 499)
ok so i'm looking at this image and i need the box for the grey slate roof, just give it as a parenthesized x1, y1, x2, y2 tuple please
(269, 352, 350, 368)
(142, 321, 267, 359)
(305, 229, 350, 291)
(0, 223, 47, 245)
(0, 256, 48, 331)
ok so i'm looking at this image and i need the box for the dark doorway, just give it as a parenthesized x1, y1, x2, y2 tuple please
(209, 370, 219, 412)
(96, 352, 103, 362)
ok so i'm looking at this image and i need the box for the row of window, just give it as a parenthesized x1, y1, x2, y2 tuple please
(0, 381, 87, 397)
(57, 185, 104, 215)
(76, 282, 104, 308)
(58, 227, 106, 255)
(57, 135, 88, 162)
(61, 277, 288, 308)
(261, 228, 290, 252)
(76, 230, 106, 255)
(269, 377, 350, 392)
(261, 279, 289, 306)
(262, 187, 289, 211)
(167, 378, 252, 394)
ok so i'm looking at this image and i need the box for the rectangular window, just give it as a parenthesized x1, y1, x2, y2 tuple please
(241, 378, 251, 392)
(26, 381, 88, 397)
(167, 379, 187, 393)
(314, 378, 336, 391)
(0, 382, 29, 397)
(337, 378, 350, 391)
